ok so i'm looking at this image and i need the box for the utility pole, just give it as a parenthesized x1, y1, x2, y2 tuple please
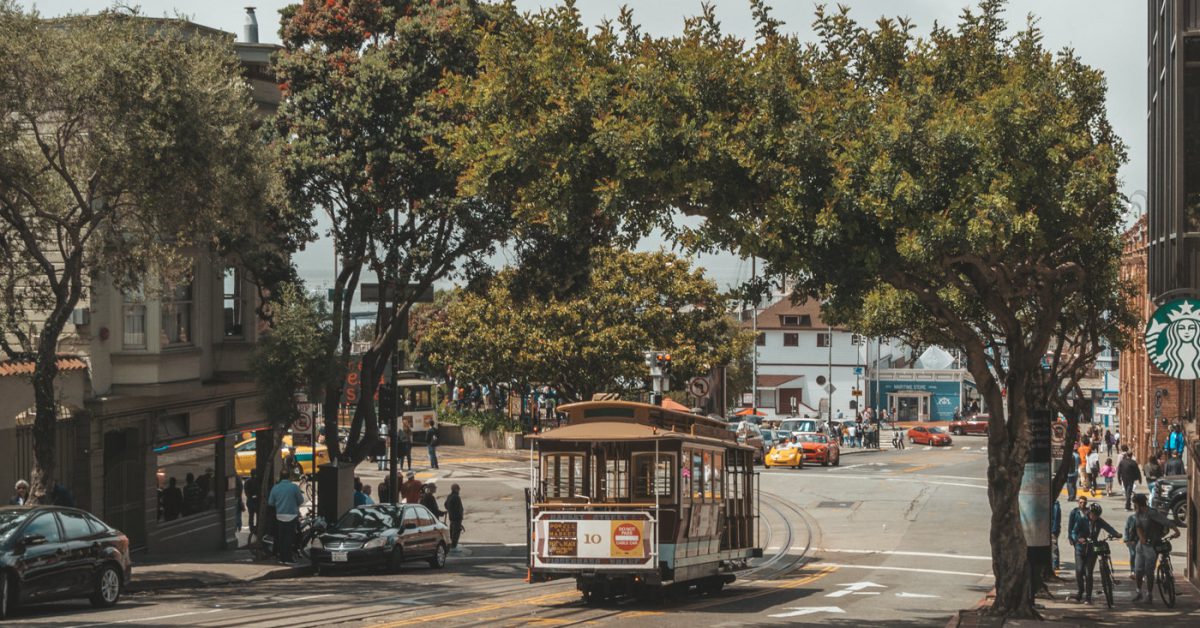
(751, 257, 758, 412)
(827, 325, 833, 423)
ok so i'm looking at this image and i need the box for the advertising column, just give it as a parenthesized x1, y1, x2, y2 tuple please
(1020, 409, 1052, 599)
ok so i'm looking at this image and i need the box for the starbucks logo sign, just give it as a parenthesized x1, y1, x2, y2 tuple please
(1145, 298, 1200, 380)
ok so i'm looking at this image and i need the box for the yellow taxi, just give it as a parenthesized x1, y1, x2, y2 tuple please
(234, 435, 330, 477)
(763, 441, 805, 469)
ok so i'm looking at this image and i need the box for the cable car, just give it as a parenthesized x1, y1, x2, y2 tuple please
(527, 400, 760, 602)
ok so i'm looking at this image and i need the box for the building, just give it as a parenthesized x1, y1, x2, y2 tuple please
(1144, 0, 1199, 588)
(0, 11, 280, 554)
(741, 297, 908, 418)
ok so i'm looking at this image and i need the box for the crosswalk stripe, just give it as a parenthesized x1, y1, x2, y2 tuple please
(962, 447, 970, 450)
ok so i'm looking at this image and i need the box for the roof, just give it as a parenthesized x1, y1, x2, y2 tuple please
(743, 297, 846, 332)
(661, 398, 691, 412)
(0, 356, 87, 378)
(532, 421, 753, 450)
(755, 374, 804, 388)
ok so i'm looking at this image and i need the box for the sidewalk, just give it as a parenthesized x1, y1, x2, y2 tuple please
(130, 548, 309, 593)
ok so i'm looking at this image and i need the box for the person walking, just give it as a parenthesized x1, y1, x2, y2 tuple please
(1100, 458, 1115, 497)
(1123, 510, 1138, 581)
(1144, 453, 1164, 499)
(235, 474, 245, 533)
(1132, 493, 1181, 604)
(1085, 448, 1101, 498)
(1118, 452, 1142, 511)
(1051, 499, 1062, 573)
(444, 484, 465, 549)
(427, 425, 440, 469)
(401, 470, 424, 504)
(1069, 503, 1120, 604)
(1104, 429, 1114, 457)
(398, 423, 413, 471)
(9, 480, 29, 505)
(267, 470, 306, 564)
(1077, 439, 1092, 493)
(1066, 450, 1079, 502)
(245, 468, 261, 533)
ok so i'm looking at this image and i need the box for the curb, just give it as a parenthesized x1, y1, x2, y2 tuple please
(945, 587, 996, 628)
(128, 563, 312, 594)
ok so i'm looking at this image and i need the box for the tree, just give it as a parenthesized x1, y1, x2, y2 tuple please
(0, 5, 277, 503)
(273, 0, 516, 462)
(418, 249, 752, 401)
(247, 283, 336, 555)
(616, 1, 1132, 617)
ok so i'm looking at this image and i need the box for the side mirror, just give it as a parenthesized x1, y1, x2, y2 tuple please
(21, 534, 47, 547)
(403, 522, 417, 531)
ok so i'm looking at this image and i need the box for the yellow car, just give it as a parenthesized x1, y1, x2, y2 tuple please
(763, 444, 805, 469)
(234, 435, 330, 477)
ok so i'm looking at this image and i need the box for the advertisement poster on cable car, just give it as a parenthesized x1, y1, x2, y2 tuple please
(532, 511, 656, 569)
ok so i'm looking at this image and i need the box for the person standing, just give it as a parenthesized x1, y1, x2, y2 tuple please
(9, 480, 29, 505)
(1117, 452, 1142, 511)
(444, 484, 465, 549)
(1132, 493, 1181, 604)
(267, 470, 306, 564)
(1103, 429, 1114, 457)
(1077, 439, 1092, 493)
(235, 474, 245, 533)
(353, 477, 371, 506)
(1100, 458, 1115, 497)
(1050, 498, 1062, 573)
(1066, 450, 1079, 502)
(360, 485, 375, 506)
(420, 483, 446, 519)
(401, 470, 424, 504)
(182, 472, 202, 516)
(245, 468, 261, 533)
(398, 423, 413, 471)
(1165, 450, 1185, 476)
(1144, 453, 1164, 500)
(1069, 503, 1119, 604)
(162, 477, 183, 521)
(427, 425, 440, 469)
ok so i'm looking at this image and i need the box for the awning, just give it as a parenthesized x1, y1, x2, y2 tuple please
(735, 407, 765, 416)
(661, 398, 691, 412)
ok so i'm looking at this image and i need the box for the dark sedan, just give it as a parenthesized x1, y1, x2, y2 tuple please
(0, 506, 131, 619)
(310, 504, 450, 574)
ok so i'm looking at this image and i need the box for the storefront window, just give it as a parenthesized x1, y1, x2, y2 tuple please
(157, 444, 219, 521)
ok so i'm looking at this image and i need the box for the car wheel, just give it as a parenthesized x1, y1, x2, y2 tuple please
(0, 570, 11, 620)
(832, 454, 840, 467)
(1173, 500, 1187, 527)
(428, 543, 448, 569)
(821, 457, 828, 467)
(90, 564, 122, 608)
(387, 547, 404, 574)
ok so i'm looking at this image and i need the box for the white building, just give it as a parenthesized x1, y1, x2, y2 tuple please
(742, 297, 908, 419)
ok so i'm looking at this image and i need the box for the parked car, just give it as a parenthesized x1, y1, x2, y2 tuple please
(310, 504, 450, 574)
(949, 413, 989, 435)
(759, 429, 779, 458)
(907, 426, 953, 446)
(794, 432, 841, 466)
(1155, 475, 1188, 527)
(778, 418, 819, 436)
(764, 442, 805, 469)
(234, 435, 331, 477)
(0, 506, 131, 619)
(730, 421, 766, 464)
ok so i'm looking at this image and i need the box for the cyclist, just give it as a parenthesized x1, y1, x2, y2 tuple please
(1068, 502, 1119, 604)
(1131, 493, 1180, 604)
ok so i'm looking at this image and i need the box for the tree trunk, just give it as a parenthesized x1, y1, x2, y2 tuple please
(250, 428, 285, 560)
(29, 359, 60, 505)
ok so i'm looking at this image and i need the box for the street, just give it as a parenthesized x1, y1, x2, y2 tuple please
(8, 438, 998, 627)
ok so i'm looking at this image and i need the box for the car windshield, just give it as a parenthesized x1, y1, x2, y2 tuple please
(779, 420, 817, 433)
(761, 430, 775, 440)
(334, 508, 394, 531)
(798, 434, 827, 443)
(0, 510, 32, 546)
(929, 427, 947, 434)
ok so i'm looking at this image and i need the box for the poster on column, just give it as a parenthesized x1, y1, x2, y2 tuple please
(1019, 410, 1052, 547)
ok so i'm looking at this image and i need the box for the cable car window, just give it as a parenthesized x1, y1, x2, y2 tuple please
(711, 452, 723, 500)
(542, 454, 584, 498)
(632, 453, 674, 500)
(604, 459, 629, 500)
(692, 452, 704, 501)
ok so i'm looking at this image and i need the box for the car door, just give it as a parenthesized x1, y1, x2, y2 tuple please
(14, 512, 69, 601)
(412, 506, 439, 556)
(397, 506, 425, 557)
(913, 427, 926, 444)
(57, 510, 101, 594)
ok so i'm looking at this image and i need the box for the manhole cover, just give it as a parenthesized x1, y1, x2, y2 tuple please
(817, 501, 858, 508)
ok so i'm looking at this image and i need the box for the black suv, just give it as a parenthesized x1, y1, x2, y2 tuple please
(0, 506, 132, 619)
(1154, 475, 1188, 527)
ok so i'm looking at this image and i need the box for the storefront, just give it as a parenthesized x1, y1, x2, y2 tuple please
(868, 368, 974, 422)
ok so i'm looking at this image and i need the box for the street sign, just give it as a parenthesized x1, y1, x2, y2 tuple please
(853, 366, 864, 376)
(292, 412, 312, 434)
(688, 377, 711, 398)
(360, 282, 435, 304)
(292, 432, 313, 447)
(823, 383, 837, 395)
(1145, 298, 1200, 379)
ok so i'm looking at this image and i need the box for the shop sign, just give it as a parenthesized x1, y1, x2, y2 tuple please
(1145, 298, 1200, 380)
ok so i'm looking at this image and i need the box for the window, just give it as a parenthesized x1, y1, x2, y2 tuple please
(123, 288, 146, 349)
(160, 281, 193, 347)
(817, 333, 831, 348)
(223, 268, 243, 338)
(755, 333, 765, 347)
(782, 315, 799, 326)
(603, 458, 630, 500)
(711, 452, 723, 500)
(542, 454, 584, 499)
(59, 511, 95, 539)
(413, 506, 434, 527)
(157, 443, 218, 521)
(691, 452, 705, 500)
(84, 514, 110, 535)
(783, 332, 799, 347)
(401, 507, 421, 529)
(851, 334, 863, 345)
(632, 453, 673, 500)
(24, 513, 61, 543)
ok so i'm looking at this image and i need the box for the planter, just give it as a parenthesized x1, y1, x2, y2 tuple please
(448, 424, 524, 450)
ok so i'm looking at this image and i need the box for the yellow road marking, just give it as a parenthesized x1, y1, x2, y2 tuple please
(622, 611, 665, 618)
(688, 565, 839, 611)
(903, 464, 935, 474)
(375, 589, 576, 627)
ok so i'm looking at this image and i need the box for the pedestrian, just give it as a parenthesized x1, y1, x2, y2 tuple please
(245, 468, 261, 532)
(1100, 458, 1115, 497)
(1132, 493, 1181, 604)
(1166, 424, 1185, 457)
(420, 483, 446, 519)
(399, 423, 413, 470)
(427, 424, 440, 469)
(1050, 498, 1062, 572)
(267, 470, 305, 564)
(361, 485, 375, 505)
(1077, 439, 1092, 492)
(1085, 447, 1101, 497)
(1123, 510, 1138, 580)
(1117, 452, 1142, 511)
(9, 479, 29, 505)
(182, 472, 202, 516)
(162, 477, 183, 521)
(1104, 429, 1113, 457)
(375, 421, 388, 471)
(444, 483, 465, 549)
(1144, 453, 1164, 499)
(1069, 503, 1119, 604)
(235, 474, 245, 532)
(401, 470, 424, 504)
(1066, 450, 1079, 502)
(353, 477, 371, 506)
(1165, 450, 1185, 476)
(50, 479, 75, 507)
(847, 422, 857, 448)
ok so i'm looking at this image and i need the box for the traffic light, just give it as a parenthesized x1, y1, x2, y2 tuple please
(655, 353, 672, 377)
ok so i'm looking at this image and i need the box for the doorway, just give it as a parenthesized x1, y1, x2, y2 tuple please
(104, 428, 146, 548)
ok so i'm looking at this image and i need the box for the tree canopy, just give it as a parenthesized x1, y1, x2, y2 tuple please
(418, 249, 751, 401)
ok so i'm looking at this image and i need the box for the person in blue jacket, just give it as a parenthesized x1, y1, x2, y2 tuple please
(1068, 502, 1119, 604)
(1050, 499, 1062, 572)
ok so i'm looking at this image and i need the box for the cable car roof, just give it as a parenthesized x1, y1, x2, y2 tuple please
(530, 421, 753, 450)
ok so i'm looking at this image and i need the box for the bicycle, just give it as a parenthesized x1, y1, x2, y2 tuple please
(1156, 539, 1176, 608)
(1085, 535, 1120, 608)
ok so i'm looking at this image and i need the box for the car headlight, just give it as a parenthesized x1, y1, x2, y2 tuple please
(363, 537, 389, 549)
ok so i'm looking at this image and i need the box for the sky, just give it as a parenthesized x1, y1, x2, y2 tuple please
(29, 0, 1148, 295)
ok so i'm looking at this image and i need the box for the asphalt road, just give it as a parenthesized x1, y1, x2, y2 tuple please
(10, 436, 996, 627)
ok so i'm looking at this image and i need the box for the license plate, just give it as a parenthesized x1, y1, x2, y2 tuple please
(332, 551, 348, 562)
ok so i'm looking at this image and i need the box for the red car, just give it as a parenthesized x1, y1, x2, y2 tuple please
(907, 426, 953, 446)
(794, 432, 840, 466)
(949, 413, 989, 436)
